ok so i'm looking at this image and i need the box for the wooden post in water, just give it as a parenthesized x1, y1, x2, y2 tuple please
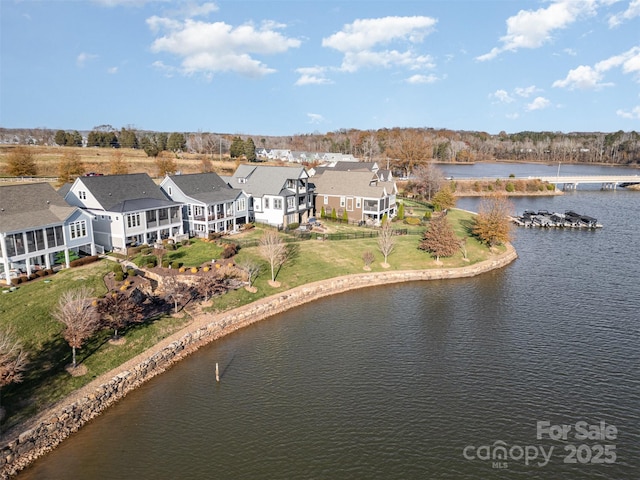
(215, 362, 220, 382)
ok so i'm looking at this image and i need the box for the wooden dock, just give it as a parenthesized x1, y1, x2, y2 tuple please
(511, 210, 602, 229)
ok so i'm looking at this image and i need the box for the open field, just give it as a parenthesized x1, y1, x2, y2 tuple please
(0, 145, 243, 179)
(0, 210, 499, 432)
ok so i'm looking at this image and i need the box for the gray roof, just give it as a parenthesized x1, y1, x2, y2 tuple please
(167, 173, 242, 203)
(79, 173, 179, 212)
(230, 165, 309, 197)
(0, 183, 77, 233)
(312, 171, 393, 198)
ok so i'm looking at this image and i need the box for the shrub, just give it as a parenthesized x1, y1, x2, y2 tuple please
(242, 223, 255, 231)
(362, 250, 374, 267)
(140, 247, 152, 255)
(404, 216, 422, 225)
(165, 243, 176, 251)
(69, 255, 100, 267)
(127, 268, 137, 277)
(120, 284, 128, 291)
(11, 278, 21, 286)
(505, 182, 515, 192)
(423, 211, 432, 220)
(28, 273, 37, 280)
(191, 267, 198, 274)
(112, 263, 123, 274)
(203, 266, 210, 272)
(179, 267, 186, 273)
(181, 239, 190, 246)
(208, 232, 222, 240)
(45, 268, 54, 275)
(220, 243, 239, 259)
(36, 270, 47, 278)
(162, 259, 170, 268)
(135, 255, 156, 267)
(171, 261, 181, 269)
(287, 223, 299, 230)
(114, 271, 125, 282)
(546, 183, 555, 191)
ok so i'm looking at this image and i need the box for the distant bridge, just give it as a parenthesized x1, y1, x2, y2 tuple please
(536, 175, 640, 190)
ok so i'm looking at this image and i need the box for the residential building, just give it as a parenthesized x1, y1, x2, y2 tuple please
(0, 183, 96, 285)
(63, 173, 183, 252)
(160, 173, 250, 237)
(313, 170, 398, 224)
(229, 165, 315, 227)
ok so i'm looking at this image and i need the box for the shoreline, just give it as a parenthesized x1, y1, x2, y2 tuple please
(0, 244, 517, 478)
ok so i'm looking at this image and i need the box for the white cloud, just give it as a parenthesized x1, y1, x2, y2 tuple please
(616, 105, 640, 118)
(553, 46, 640, 89)
(148, 16, 301, 77)
(515, 85, 540, 97)
(609, 0, 640, 26)
(93, 0, 158, 6)
(107, 66, 119, 74)
(506, 113, 520, 120)
(526, 96, 551, 110)
(406, 74, 438, 84)
(491, 89, 515, 103)
(322, 16, 437, 72)
(295, 67, 333, 86)
(307, 113, 325, 124)
(76, 52, 97, 67)
(477, 0, 598, 61)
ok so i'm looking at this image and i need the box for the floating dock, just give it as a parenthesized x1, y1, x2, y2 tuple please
(511, 210, 602, 229)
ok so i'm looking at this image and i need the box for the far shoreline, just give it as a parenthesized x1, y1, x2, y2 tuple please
(0, 243, 517, 478)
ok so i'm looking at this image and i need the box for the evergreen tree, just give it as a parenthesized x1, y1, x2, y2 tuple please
(54, 130, 67, 146)
(397, 202, 405, 220)
(167, 132, 186, 152)
(245, 138, 257, 161)
(230, 136, 245, 158)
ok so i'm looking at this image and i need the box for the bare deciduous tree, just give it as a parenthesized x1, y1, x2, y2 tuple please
(413, 163, 444, 201)
(52, 287, 99, 369)
(162, 277, 192, 313)
(0, 328, 29, 421)
(259, 231, 287, 283)
(377, 220, 396, 267)
(97, 292, 144, 339)
(237, 258, 261, 287)
(362, 250, 375, 269)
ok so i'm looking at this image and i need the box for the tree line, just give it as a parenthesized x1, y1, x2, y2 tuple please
(3, 126, 639, 170)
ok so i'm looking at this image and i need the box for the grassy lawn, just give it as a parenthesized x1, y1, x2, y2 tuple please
(0, 208, 502, 432)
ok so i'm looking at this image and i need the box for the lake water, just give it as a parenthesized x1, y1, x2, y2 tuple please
(17, 163, 640, 479)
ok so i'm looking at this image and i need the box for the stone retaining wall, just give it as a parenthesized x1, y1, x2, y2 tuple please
(0, 245, 516, 478)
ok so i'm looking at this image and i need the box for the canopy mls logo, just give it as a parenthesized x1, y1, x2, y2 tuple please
(462, 420, 618, 469)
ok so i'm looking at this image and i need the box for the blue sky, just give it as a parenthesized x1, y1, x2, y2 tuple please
(1, 0, 639, 136)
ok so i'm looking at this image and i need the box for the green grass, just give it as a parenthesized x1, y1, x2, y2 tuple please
(0, 208, 503, 432)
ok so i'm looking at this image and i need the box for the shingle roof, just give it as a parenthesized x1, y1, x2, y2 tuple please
(79, 173, 179, 212)
(312, 171, 391, 198)
(167, 173, 242, 203)
(0, 182, 77, 233)
(230, 165, 308, 197)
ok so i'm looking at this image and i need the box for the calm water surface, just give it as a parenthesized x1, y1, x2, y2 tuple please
(18, 165, 640, 479)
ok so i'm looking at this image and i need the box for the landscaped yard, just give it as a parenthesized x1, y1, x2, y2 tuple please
(0, 207, 501, 433)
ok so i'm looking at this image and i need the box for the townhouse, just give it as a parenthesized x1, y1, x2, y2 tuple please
(62, 173, 183, 252)
(160, 173, 250, 237)
(228, 165, 315, 227)
(0, 183, 96, 285)
(312, 170, 398, 224)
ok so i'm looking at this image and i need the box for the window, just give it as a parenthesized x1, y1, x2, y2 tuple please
(286, 197, 294, 209)
(236, 198, 246, 211)
(274, 198, 283, 210)
(340, 196, 345, 207)
(70, 220, 87, 239)
(324, 195, 328, 205)
(168, 186, 173, 196)
(356, 198, 361, 208)
(126, 213, 141, 228)
(79, 191, 86, 200)
(264, 198, 270, 209)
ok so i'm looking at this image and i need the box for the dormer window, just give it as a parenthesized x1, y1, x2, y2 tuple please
(238, 178, 246, 184)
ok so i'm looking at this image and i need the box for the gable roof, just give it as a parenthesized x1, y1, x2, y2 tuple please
(166, 173, 242, 203)
(77, 173, 178, 212)
(312, 171, 394, 198)
(230, 165, 309, 197)
(0, 183, 77, 232)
